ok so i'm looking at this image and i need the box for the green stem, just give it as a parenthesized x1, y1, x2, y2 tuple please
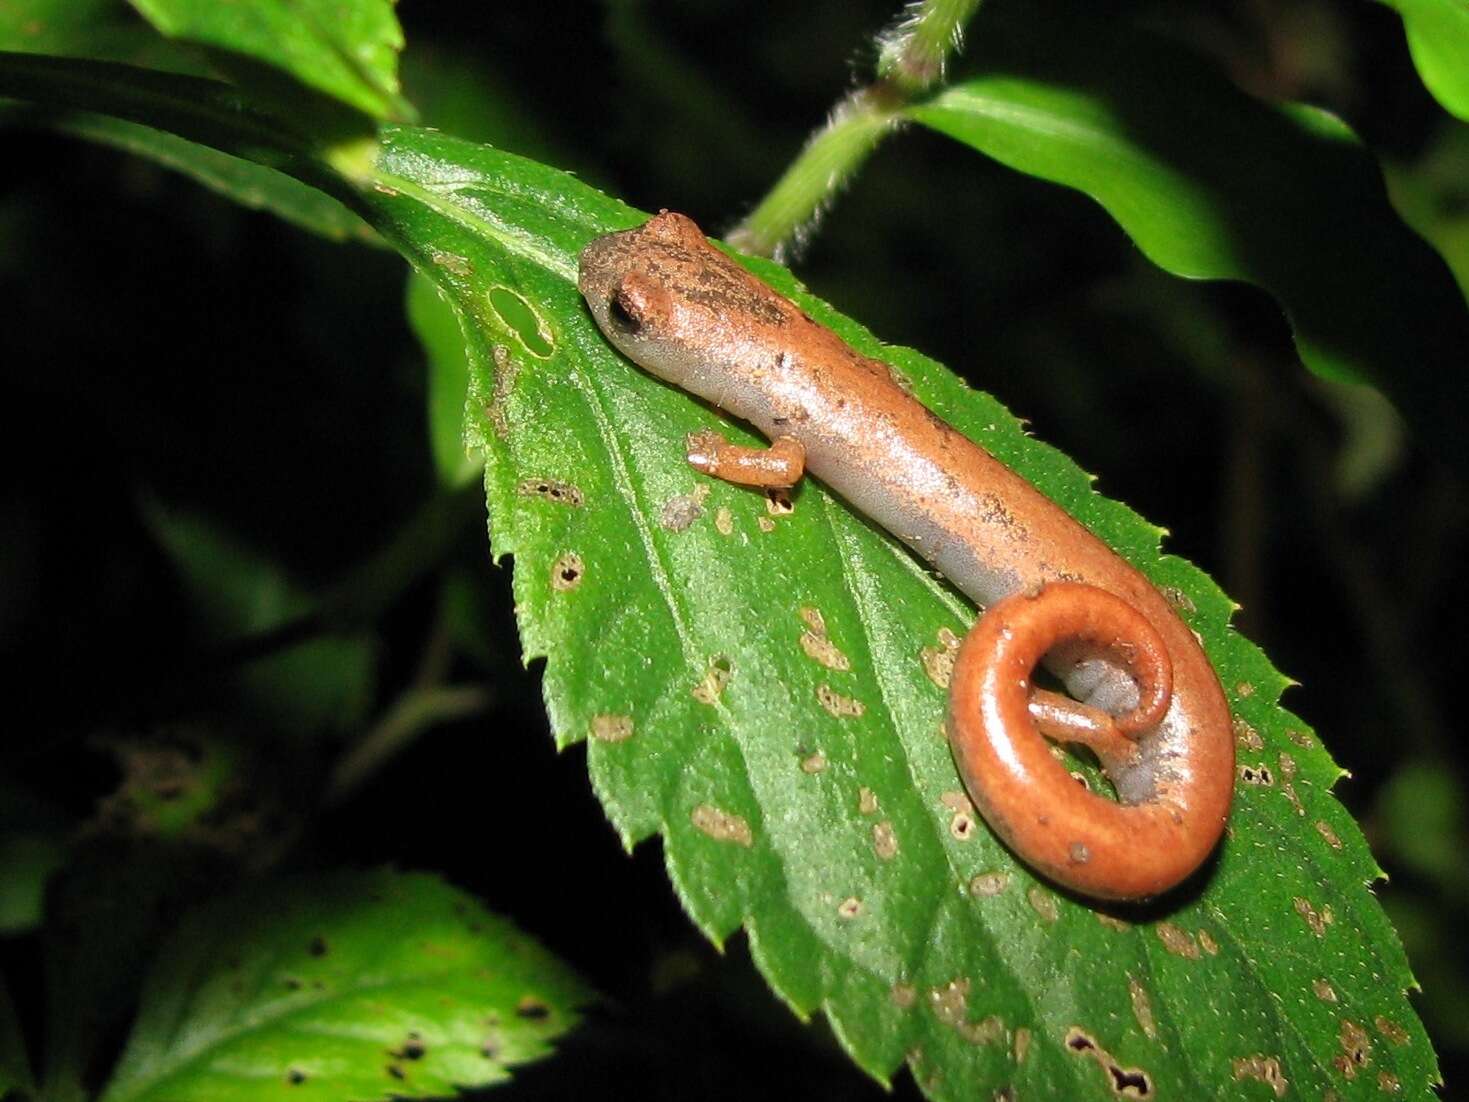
(205, 480, 483, 669)
(878, 0, 985, 92)
(726, 84, 904, 260)
(325, 684, 490, 803)
(727, 0, 982, 257)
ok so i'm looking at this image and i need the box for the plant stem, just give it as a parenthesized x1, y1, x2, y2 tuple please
(205, 479, 483, 669)
(726, 84, 904, 260)
(325, 684, 490, 804)
(878, 0, 984, 92)
(727, 0, 982, 258)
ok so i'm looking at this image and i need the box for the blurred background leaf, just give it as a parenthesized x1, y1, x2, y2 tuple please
(1377, 0, 1469, 122)
(100, 871, 591, 1102)
(908, 3, 1469, 474)
(128, 0, 412, 125)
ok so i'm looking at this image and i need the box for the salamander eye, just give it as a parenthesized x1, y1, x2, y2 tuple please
(609, 287, 643, 334)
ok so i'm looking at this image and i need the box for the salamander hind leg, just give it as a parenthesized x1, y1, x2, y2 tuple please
(685, 430, 806, 489)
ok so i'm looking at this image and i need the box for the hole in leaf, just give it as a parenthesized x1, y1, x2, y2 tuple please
(489, 287, 553, 356)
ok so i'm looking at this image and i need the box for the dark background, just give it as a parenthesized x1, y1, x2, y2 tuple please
(2, 0, 1466, 1097)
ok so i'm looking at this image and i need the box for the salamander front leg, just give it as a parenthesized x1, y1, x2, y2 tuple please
(685, 429, 806, 489)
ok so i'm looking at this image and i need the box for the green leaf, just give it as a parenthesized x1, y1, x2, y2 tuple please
(0, 975, 33, 1099)
(0, 776, 69, 937)
(1379, 0, 1469, 122)
(1386, 120, 1469, 302)
(906, 2, 1469, 471)
(0, 0, 166, 65)
(406, 270, 483, 488)
(100, 870, 591, 1102)
(349, 127, 1436, 1098)
(0, 50, 1438, 1097)
(143, 501, 377, 736)
(1374, 761, 1469, 896)
(0, 2, 374, 242)
(0, 832, 64, 935)
(0, 105, 376, 241)
(128, 0, 411, 124)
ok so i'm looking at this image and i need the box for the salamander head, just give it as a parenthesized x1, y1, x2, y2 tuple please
(577, 212, 706, 384)
(578, 211, 797, 392)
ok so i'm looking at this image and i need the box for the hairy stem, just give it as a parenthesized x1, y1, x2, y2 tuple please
(727, 0, 981, 257)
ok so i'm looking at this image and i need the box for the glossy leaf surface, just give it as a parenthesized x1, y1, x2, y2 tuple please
(352, 126, 1435, 1099)
(100, 871, 590, 1102)
(907, 2, 1469, 470)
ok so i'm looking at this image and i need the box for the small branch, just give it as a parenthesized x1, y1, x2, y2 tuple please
(202, 480, 483, 671)
(726, 84, 904, 260)
(877, 0, 984, 93)
(326, 684, 491, 805)
(727, 0, 982, 258)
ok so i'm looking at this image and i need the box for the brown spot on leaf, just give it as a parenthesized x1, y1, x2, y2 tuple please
(891, 982, 917, 1008)
(660, 486, 709, 531)
(1315, 820, 1342, 849)
(691, 656, 733, 705)
(1294, 897, 1334, 938)
(872, 821, 899, 860)
(1128, 975, 1157, 1039)
(551, 552, 584, 591)
(1238, 764, 1274, 786)
(817, 683, 865, 718)
(691, 803, 753, 846)
(929, 978, 971, 1026)
(1027, 887, 1059, 924)
(389, 1033, 427, 1061)
(517, 995, 551, 1020)
(858, 787, 879, 815)
(1160, 586, 1195, 615)
(517, 478, 583, 506)
(714, 506, 734, 535)
(921, 627, 962, 689)
(1336, 1019, 1371, 1079)
(970, 872, 1010, 897)
(591, 714, 634, 743)
(1064, 1028, 1153, 1098)
(430, 249, 473, 277)
(799, 751, 827, 774)
(485, 346, 519, 440)
(1313, 978, 1338, 1003)
(926, 979, 1004, 1044)
(1231, 1054, 1287, 1097)
(1156, 922, 1200, 959)
(1233, 716, 1264, 752)
(1375, 1015, 1410, 1046)
(798, 606, 851, 670)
